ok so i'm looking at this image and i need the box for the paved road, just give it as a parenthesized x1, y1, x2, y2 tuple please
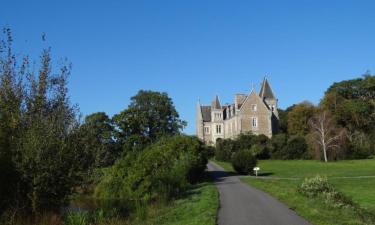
(207, 162, 311, 225)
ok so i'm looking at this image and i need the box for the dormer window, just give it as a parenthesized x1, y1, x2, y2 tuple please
(251, 104, 257, 112)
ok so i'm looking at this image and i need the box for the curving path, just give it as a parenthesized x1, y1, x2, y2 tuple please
(207, 162, 311, 225)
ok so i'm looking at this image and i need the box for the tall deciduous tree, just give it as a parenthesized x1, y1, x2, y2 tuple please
(78, 112, 120, 168)
(287, 101, 316, 136)
(0, 27, 85, 213)
(0, 27, 24, 212)
(113, 90, 186, 151)
(309, 111, 346, 162)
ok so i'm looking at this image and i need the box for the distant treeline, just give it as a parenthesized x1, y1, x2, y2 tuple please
(215, 74, 375, 165)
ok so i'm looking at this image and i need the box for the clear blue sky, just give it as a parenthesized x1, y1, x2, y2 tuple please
(2, 0, 375, 134)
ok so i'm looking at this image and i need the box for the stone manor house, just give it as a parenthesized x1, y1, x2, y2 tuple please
(196, 78, 279, 145)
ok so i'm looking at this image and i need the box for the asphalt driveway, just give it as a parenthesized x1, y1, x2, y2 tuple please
(207, 162, 312, 225)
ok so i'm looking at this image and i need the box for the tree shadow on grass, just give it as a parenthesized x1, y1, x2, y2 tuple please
(258, 172, 274, 177)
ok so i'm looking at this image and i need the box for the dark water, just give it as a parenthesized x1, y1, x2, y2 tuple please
(62, 197, 132, 218)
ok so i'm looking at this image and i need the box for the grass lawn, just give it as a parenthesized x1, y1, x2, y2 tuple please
(66, 181, 218, 225)
(139, 182, 219, 225)
(213, 159, 375, 225)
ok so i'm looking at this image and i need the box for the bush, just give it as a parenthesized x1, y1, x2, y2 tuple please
(347, 142, 372, 159)
(231, 149, 257, 175)
(299, 175, 332, 197)
(283, 135, 309, 159)
(270, 133, 288, 159)
(299, 175, 355, 209)
(215, 139, 236, 162)
(214, 133, 272, 161)
(235, 133, 255, 150)
(250, 144, 270, 159)
(95, 135, 208, 202)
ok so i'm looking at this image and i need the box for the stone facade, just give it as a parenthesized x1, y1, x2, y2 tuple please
(196, 78, 279, 145)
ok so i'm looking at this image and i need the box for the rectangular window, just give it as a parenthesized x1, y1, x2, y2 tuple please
(204, 127, 210, 134)
(252, 117, 258, 128)
(251, 104, 257, 111)
(216, 125, 222, 134)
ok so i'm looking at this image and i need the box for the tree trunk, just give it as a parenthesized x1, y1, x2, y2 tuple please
(322, 143, 328, 162)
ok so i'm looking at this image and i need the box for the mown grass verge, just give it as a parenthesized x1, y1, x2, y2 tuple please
(212, 159, 375, 225)
(138, 181, 218, 225)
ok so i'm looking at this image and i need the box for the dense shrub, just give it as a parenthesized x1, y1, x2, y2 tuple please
(283, 135, 309, 159)
(299, 175, 332, 197)
(215, 133, 272, 161)
(299, 175, 355, 208)
(95, 135, 208, 201)
(215, 139, 236, 161)
(346, 134, 372, 159)
(231, 149, 257, 175)
(235, 133, 255, 150)
(250, 144, 270, 159)
(270, 133, 288, 159)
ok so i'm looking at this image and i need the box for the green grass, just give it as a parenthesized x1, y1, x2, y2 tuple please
(212, 159, 375, 225)
(140, 182, 219, 225)
(3, 182, 218, 225)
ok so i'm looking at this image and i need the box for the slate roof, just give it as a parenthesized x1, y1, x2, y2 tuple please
(211, 95, 221, 109)
(259, 78, 276, 99)
(235, 94, 247, 109)
(200, 106, 211, 122)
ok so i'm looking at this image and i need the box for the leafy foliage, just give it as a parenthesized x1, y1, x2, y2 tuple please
(231, 149, 257, 175)
(321, 73, 375, 158)
(214, 133, 271, 162)
(299, 175, 355, 209)
(95, 135, 208, 202)
(270, 133, 288, 159)
(214, 138, 236, 161)
(283, 135, 309, 159)
(287, 101, 316, 136)
(0, 27, 87, 213)
(113, 90, 186, 152)
(78, 112, 120, 168)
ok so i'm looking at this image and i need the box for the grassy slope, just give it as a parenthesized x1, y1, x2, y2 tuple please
(213, 159, 375, 225)
(140, 182, 219, 225)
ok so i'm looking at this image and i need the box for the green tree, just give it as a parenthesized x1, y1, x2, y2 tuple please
(277, 108, 289, 133)
(287, 101, 316, 136)
(0, 28, 86, 213)
(0, 27, 23, 212)
(14, 47, 82, 212)
(95, 135, 208, 201)
(283, 135, 309, 159)
(321, 73, 375, 132)
(113, 90, 186, 152)
(79, 112, 120, 168)
(321, 73, 375, 158)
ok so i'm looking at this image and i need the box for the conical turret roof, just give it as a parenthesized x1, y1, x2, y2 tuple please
(259, 77, 276, 99)
(211, 95, 221, 109)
